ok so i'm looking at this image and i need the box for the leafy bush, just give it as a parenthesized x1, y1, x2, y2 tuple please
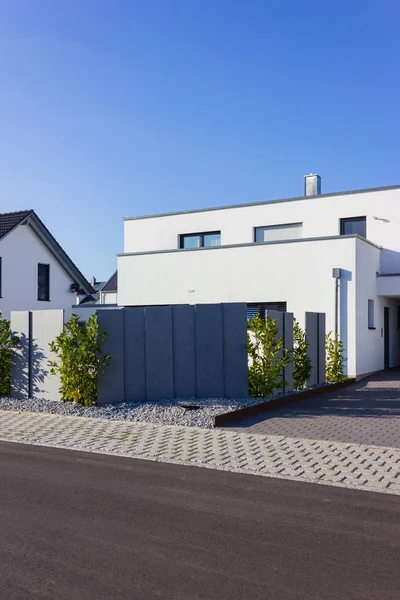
(0, 312, 19, 395)
(325, 331, 346, 382)
(49, 313, 111, 406)
(247, 314, 291, 397)
(293, 318, 312, 390)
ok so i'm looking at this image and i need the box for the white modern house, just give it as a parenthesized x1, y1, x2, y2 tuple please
(117, 175, 400, 379)
(0, 210, 93, 319)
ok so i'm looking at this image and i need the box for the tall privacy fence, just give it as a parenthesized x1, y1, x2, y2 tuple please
(10, 304, 326, 404)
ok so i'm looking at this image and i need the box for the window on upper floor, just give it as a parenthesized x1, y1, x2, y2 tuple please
(38, 263, 50, 301)
(179, 231, 221, 249)
(254, 223, 302, 243)
(340, 216, 366, 238)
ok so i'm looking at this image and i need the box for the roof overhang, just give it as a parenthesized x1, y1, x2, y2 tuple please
(377, 273, 400, 298)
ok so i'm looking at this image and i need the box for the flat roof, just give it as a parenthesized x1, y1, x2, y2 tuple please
(118, 234, 381, 257)
(123, 183, 400, 222)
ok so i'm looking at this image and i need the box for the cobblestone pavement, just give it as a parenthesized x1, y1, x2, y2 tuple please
(224, 370, 400, 448)
(0, 410, 399, 496)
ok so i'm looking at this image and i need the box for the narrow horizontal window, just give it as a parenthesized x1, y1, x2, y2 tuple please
(340, 216, 366, 238)
(179, 231, 221, 249)
(254, 223, 302, 243)
(368, 299, 375, 329)
(38, 263, 50, 301)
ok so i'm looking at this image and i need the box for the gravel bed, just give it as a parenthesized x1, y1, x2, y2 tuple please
(0, 383, 330, 429)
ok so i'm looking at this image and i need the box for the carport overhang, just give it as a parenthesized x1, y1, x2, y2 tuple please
(377, 273, 400, 299)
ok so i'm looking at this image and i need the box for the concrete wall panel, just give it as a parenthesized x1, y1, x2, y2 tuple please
(10, 311, 30, 399)
(31, 310, 64, 401)
(318, 313, 326, 383)
(196, 304, 224, 397)
(222, 303, 248, 398)
(97, 309, 124, 405)
(124, 308, 147, 402)
(145, 307, 174, 401)
(172, 305, 196, 398)
(265, 309, 284, 394)
(283, 312, 294, 392)
(306, 312, 319, 386)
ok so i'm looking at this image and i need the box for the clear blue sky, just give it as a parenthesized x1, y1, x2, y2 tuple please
(1, 0, 399, 280)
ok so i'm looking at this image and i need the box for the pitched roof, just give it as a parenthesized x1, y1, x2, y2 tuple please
(0, 210, 33, 239)
(102, 270, 117, 292)
(0, 209, 94, 295)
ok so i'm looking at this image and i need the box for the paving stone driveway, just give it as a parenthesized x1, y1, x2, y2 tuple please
(0, 410, 399, 496)
(223, 369, 400, 448)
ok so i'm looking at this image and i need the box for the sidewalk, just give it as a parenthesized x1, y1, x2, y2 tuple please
(0, 410, 399, 495)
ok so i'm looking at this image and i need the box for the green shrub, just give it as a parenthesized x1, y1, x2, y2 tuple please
(247, 314, 291, 397)
(293, 318, 312, 390)
(0, 312, 19, 395)
(325, 331, 346, 382)
(49, 313, 111, 406)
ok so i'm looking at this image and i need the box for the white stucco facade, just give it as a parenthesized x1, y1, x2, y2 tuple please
(118, 183, 400, 378)
(0, 221, 87, 319)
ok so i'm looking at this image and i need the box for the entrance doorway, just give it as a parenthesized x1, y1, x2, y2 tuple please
(384, 307, 390, 369)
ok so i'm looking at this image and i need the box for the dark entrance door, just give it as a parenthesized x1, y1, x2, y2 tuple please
(384, 307, 390, 369)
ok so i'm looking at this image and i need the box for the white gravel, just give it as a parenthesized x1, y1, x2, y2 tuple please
(0, 384, 330, 429)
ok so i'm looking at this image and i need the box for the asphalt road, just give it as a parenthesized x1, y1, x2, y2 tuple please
(0, 442, 399, 600)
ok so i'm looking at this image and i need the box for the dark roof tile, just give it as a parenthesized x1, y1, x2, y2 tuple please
(102, 270, 117, 292)
(0, 210, 33, 239)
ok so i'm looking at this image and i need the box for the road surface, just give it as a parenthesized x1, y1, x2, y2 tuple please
(0, 441, 399, 599)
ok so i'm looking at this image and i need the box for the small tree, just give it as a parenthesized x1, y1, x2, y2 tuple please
(247, 314, 291, 397)
(0, 312, 19, 395)
(49, 313, 111, 406)
(325, 331, 346, 383)
(293, 318, 312, 390)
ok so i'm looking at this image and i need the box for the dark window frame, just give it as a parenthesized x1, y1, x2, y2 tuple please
(340, 216, 367, 238)
(247, 302, 287, 321)
(179, 230, 221, 249)
(368, 298, 376, 329)
(38, 263, 50, 302)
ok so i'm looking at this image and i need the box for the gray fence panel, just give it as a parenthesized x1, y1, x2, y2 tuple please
(306, 312, 318, 386)
(265, 309, 284, 394)
(145, 307, 174, 401)
(172, 305, 196, 398)
(196, 304, 224, 397)
(283, 312, 294, 393)
(222, 303, 248, 398)
(31, 310, 64, 401)
(318, 313, 326, 383)
(10, 311, 30, 399)
(124, 308, 147, 402)
(97, 309, 125, 405)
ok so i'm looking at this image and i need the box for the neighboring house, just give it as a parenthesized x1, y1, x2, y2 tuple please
(99, 271, 118, 305)
(77, 277, 107, 306)
(117, 174, 400, 379)
(0, 210, 93, 319)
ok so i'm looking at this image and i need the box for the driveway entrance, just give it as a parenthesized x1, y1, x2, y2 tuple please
(222, 369, 400, 448)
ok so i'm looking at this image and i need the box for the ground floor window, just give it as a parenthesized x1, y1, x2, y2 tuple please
(247, 302, 287, 320)
(368, 299, 375, 329)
